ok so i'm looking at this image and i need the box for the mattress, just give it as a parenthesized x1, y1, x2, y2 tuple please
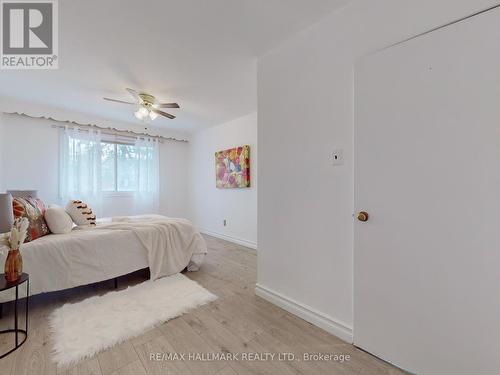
(0, 215, 206, 303)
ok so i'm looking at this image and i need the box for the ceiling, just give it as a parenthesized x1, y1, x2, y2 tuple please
(0, 0, 349, 133)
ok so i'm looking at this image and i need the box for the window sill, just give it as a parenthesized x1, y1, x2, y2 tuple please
(103, 191, 136, 198)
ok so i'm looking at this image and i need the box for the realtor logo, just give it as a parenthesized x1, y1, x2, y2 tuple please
(1, 0, 58, 69)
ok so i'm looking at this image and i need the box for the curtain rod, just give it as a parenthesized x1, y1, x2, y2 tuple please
(3, 111, 189, 143)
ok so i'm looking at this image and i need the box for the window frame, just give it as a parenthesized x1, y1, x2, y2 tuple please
(101, 140, 138, 195)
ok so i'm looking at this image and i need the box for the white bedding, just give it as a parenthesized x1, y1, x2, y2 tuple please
(0, 215, 207, 303)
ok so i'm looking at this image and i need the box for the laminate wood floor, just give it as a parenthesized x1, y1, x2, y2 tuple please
(0, 235, 405, 375)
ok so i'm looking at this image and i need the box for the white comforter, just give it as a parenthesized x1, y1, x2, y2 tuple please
(0, 215, 207, 302)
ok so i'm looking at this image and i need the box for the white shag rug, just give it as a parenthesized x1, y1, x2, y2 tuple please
(49, 273, 217, 367)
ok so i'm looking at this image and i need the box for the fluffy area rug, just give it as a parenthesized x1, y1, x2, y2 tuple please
(49, 273, 217, 367)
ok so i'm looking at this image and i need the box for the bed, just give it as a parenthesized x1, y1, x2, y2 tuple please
(0, 214, 207, 303)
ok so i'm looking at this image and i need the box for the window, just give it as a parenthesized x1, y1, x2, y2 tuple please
(101, 142, 146, 192)
(101, 142, 116, 191)
(59, 128, 160, 214)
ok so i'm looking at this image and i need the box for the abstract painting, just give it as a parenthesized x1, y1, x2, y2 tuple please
(215, 145, 250, 188)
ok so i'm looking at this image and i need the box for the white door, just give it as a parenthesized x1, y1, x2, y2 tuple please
(354, 8, 500, 375)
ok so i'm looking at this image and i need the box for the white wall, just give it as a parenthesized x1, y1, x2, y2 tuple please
(0, 113, 60, 204)
(256, 0, 498, 341)
(188, 112, 257, 248)
(160, 139, 189, 218)
(0, 112, 190, 218)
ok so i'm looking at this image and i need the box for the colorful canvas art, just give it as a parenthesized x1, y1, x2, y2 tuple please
(216, 145, 250, 188)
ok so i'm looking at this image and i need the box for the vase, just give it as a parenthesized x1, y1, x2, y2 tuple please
(4, 249, 22, 283)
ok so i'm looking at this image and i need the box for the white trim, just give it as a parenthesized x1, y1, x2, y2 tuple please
(199, 228, 257, 250)
(102, 191, 135, 198)
(255, 284, 353, 343)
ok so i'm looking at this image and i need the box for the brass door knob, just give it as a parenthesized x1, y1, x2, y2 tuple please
(357, 211, 369, 222)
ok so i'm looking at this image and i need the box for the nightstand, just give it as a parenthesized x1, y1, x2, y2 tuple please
(0, 273, 29, 358)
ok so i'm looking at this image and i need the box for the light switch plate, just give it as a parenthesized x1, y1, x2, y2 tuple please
(332, 149, 344, 166)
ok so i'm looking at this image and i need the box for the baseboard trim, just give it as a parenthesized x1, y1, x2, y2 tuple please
(200, 228, 257, 250)
(255, 284, 353, 343)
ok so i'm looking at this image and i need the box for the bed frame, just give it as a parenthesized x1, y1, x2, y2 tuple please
(0, 276, 120, 319)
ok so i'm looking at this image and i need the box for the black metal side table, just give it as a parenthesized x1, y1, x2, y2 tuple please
(0, 273, 29, 359)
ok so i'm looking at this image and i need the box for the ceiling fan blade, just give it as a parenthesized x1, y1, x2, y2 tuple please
(103, 97, 135, 105)
(126, 88, 141, 102)
(157, 102, 180, 109)
(152, 109, 175, 119)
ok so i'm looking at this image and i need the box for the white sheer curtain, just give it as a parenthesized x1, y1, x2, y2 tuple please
(133, 137, 160, 214)
(59, 127, 103, 216)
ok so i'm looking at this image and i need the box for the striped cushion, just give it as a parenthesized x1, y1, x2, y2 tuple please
(65, 200, 97, 226)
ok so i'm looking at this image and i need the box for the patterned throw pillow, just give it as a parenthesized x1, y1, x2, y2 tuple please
(12, 197, 51, 242)
(65, 200, 97, 226)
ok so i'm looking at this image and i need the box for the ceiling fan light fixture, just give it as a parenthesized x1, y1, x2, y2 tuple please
(104, 88, 178, 122)
(134, 106, 149, 120)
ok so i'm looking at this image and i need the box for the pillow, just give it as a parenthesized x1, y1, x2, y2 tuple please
(65, 200, 96, 226)
(45, 206, 74, 234)
(12, 196, 51, 242)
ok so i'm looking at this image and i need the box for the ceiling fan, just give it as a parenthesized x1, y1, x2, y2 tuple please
(103, 88, 180, 122)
